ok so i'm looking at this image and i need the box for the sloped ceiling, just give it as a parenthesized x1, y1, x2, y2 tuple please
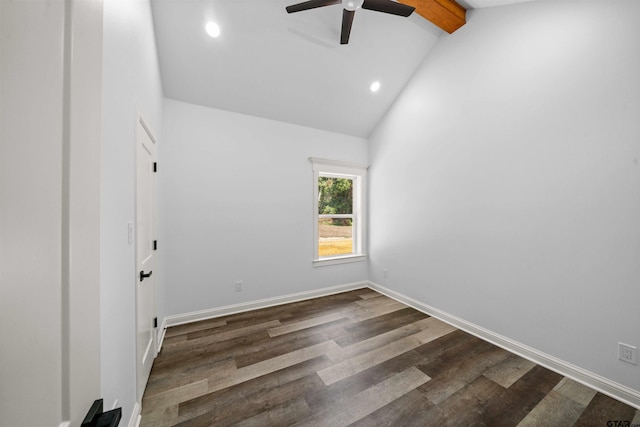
(151, 0, 536, 137)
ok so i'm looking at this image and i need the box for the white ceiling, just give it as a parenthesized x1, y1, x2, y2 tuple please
(151, 0, 536, 137)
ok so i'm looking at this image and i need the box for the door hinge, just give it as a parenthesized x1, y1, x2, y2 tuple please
(154, 317, 158, 328)
(153, 162, 157, 173)
(153, 240, 157, 251)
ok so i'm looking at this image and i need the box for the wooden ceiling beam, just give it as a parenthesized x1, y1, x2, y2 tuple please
(401, 0, 467, 34)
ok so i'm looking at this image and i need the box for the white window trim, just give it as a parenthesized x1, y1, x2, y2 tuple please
(310, 157, 368, 267)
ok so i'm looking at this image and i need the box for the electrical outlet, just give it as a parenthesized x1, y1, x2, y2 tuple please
(618, 342, 637, 365)
(235, 281, 243, 292)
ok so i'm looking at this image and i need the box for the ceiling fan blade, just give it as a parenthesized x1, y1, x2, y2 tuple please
(362, 0, 415, 16)
(286, 0, 341, 13)
(340, 9, 355, 44)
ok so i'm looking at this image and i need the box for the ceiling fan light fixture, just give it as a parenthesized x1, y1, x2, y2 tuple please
(286, 0, 413, 44)
(343, 0, 364, 11)
(205, 21, 221, 38)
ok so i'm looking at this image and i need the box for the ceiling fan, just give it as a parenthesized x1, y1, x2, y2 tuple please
(285, 0, 415, 45)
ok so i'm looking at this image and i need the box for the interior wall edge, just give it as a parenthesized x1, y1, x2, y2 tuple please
(368, 281, 640, 410)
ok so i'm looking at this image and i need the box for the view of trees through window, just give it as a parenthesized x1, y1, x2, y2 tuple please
(318, 176, 353, 257)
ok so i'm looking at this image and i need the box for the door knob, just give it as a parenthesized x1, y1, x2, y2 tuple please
(139, 270, 153, 282)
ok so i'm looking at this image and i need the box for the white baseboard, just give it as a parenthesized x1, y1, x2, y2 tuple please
(128, 401, 141, 427)
(368, 281, 640, 410)
(163, 281, 369, 328)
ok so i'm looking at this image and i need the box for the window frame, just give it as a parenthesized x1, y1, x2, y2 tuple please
(310, 157, 368, 267)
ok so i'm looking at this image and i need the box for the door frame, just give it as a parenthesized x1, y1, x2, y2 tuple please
(134, 113, 158, 409)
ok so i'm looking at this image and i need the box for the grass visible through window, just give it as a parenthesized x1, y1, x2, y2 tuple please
(319, 219, 352, 257)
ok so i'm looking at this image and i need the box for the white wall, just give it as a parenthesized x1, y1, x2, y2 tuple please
(161, 99, 368, 316)
(1, 0, 103, 425)
(0, 2, 65, 424)
(101, 0, 163, 422)
(369, 1, 640, 393)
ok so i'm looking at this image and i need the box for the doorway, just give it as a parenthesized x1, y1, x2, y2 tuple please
(135, 116, 157, 406)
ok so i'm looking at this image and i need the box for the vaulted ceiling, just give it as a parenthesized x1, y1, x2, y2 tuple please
(151, 0, 537, 137)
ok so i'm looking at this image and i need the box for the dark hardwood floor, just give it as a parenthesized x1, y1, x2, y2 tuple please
(140, 289, 639, 426)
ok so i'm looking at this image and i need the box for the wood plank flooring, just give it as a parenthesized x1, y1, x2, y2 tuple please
(140, 289, 639, 426)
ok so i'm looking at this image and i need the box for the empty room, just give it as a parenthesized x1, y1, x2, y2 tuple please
(1, 0, 639, 426)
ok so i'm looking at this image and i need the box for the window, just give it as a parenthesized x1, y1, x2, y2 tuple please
(310, 158, 368, 266)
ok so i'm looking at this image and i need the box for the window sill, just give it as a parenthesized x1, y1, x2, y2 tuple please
(313, 254, 367, 267)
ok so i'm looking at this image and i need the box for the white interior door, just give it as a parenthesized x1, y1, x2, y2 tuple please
(136, 117, 157, 405)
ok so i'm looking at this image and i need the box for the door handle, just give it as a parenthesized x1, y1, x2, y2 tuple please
(139, 270, 153, 282)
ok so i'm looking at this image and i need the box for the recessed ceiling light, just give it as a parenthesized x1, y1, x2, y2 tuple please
(205, 21, 220, 38)
(370, 81, 381, 93)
